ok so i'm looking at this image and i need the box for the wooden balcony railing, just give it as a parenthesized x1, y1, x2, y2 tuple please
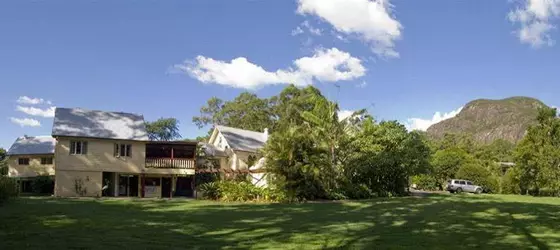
(145, 158, 195, 169)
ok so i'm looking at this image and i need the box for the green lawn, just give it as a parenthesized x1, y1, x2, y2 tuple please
(0, 194, 559, 249)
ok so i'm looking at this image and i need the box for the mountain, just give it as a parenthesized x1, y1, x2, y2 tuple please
(426, 97, 547, 143)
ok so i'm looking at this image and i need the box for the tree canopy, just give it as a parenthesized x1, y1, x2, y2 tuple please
(260, 87, 431, 200)
(145, 118, 181, 141)
(0, 148, 7, 176)
(514, 107, 560, 195)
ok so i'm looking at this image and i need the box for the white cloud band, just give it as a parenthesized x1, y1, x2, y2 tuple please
(176, 48, 366, 89)
(509, 0, 560, 47)
(405, 107, 463, 131)
(297, 0, 402, 57)
(9, 117, 41, 127)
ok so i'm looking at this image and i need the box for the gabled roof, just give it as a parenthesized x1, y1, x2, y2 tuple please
(215, 125, 267, 152)
(7, 136, 55, 156)
(198, 142, 227, 157)
(52, 107, 149, 141)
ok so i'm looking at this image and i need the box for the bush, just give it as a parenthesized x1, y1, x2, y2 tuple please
(342, 183, 374, 199)
(31, 176, 54, 194)
(411, 174, 440, 191)
(0, 176, 18, 203)
(197, 180, 285, 202)
(501, 168, 521, 194)
(456, 162, 499, 193)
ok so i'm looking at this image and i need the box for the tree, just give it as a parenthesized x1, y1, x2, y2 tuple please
(514, 107, 560, 195)
(476, 139, 515, 163)
(431, 148, 474, 188)
(344, 119, 430, 196)
(456, 162, 499, 193)
(0, 148, 7, 176)
(192, 93, 274, 132)
(145, 118, 181, 141)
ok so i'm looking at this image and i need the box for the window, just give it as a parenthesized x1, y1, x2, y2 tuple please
(466, 181, 473, 185)
(70, 141, 88, 155)
(18, 158, 29, 165)
(459, 181, 466, 185)
(114, 143, 132, 157)
(41, 157, 53, 165)
(217, 137, 223, 149)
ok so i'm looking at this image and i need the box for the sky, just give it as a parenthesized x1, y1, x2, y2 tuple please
(1, 0, 559, 149)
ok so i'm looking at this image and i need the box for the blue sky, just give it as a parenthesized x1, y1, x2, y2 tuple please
(1, 0, 559, 149)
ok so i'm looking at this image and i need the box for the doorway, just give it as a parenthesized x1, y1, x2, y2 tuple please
(175, 176, 194, 197)
(118, 174, 139, 197)
(161, 177, 172, 198)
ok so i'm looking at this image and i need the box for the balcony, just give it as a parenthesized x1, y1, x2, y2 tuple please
(145, 141, 198, 170)
(146, 158, 195, 169)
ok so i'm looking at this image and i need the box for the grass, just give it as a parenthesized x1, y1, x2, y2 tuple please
(0, 194, 559, 249)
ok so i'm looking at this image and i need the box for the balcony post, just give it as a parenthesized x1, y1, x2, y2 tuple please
(171, 147, 174, 167)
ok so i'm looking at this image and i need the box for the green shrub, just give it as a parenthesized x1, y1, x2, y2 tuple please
(31, 176, 54, 194)
(342, 183, 374, 199)
(536, 188, 559, 197)
(197, 180, 285, 202)
(456, 162, 499, 193)
(501, 168, 521, 194)
(411, 174, 440, 191)
(0, 176, 18, 203)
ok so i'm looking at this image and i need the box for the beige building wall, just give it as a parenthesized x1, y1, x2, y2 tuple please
(55, 170, 102, 197)
(55, 137, 146, 173)
(7, 154, 55, 178)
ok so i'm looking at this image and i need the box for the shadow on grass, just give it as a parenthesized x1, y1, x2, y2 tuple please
(0, 194, 559, 249)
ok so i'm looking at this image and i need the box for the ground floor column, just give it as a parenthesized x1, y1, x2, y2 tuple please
(141, 174, 145, 198)
(113, 173, 119, 197)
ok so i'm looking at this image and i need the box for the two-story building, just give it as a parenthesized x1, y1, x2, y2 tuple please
(6, 135, 56, 192)
(204, 125, 269, 187)
(52, 107, 197, 198)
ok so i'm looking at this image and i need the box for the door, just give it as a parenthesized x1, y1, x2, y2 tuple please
(129, 175, 139, 197)
(465, 181, 475, 192)
(161, 177, 172, 198)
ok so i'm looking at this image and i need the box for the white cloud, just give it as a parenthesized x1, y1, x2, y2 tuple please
(297, 0, 402, 58)
(508, 0, 560, 47)
(17, 96, 50, 105)
(291, 26, 304, 36)
(9, 117, 41, 127)
(292, 21, 323, 36)
(16, 106, 56, 118)
(405, 107, 463, 131)
(177, 47, 366, 89)
(302, 20, 323, 35)
(338, 110, 354, 121)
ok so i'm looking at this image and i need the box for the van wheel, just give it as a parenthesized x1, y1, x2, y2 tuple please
(456, 188, 463, 194)
(475, 188, 482, 194)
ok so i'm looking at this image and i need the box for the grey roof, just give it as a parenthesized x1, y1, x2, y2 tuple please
(198, 142, 227, 157)
(216, 125, 267, 152)
(52, 107, 149, 141)
(7, 136, 56, 155)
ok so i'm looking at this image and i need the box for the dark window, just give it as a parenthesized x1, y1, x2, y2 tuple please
(114, 144, 132, 157)
(41, 157, 53, 165)
(459, 181, 466, 185)
(18, 158, 30, 165)
(70, 141, 88, 155)
(454, 180, 461, 184)
(467, 181, 473, 185)
(144, 177, 160, 186)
